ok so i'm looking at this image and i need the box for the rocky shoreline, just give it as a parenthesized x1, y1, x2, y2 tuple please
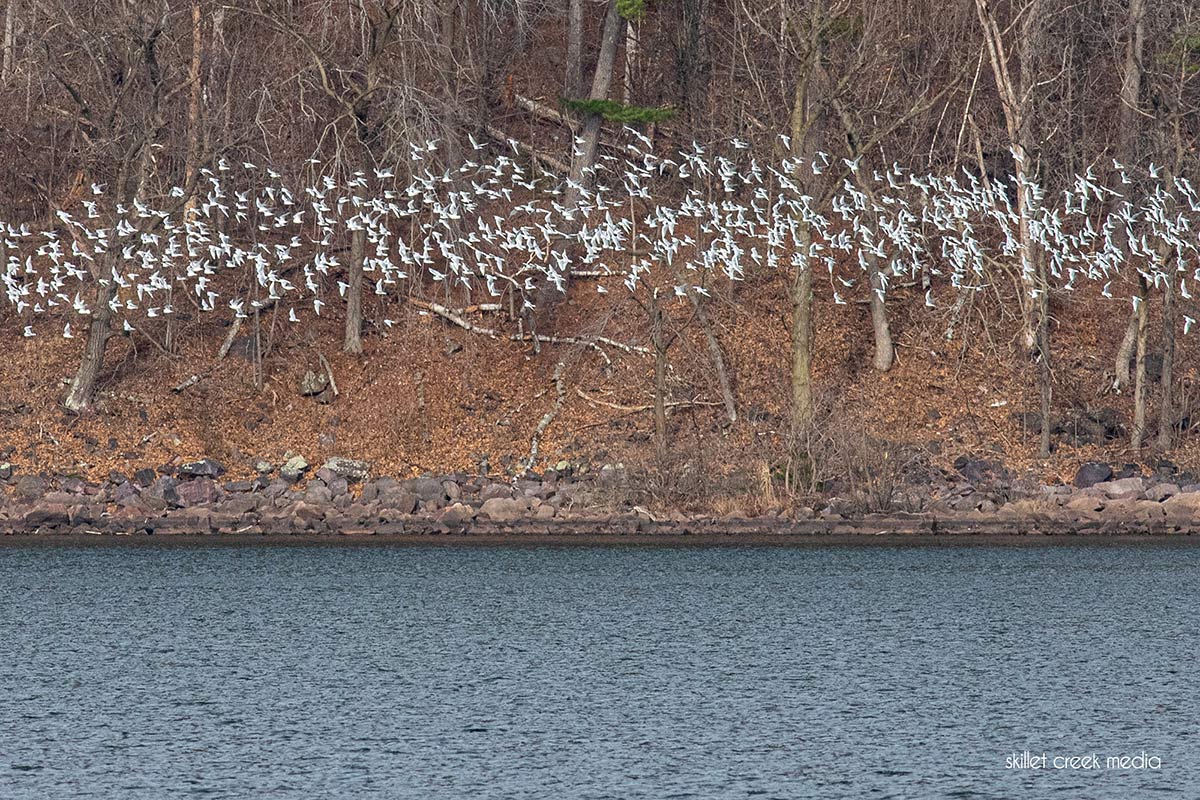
(2, 455, 1200, 539)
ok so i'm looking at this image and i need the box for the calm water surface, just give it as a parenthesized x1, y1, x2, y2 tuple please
(1, 541, 1196, 799)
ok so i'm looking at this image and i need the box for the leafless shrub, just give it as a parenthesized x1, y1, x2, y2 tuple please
(759, 398, 928, 514)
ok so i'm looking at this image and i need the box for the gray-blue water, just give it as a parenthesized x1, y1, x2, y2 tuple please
(1, 541, 1196, 799)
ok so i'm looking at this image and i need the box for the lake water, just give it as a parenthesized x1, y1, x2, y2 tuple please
(1, 540, 1196, 799)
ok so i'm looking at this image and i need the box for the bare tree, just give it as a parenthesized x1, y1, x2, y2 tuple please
(1113, 0, 1148, 391)
(1, 0, 17, 82)
(975, 0, 1056, 455)
(565, 0, 583, 100)
(42, 0, 176, 411)
(563, 0, 625, 211)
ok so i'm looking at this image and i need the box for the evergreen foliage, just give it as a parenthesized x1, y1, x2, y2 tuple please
(617, 0, 647, 21)
(561, 98, 674, 124)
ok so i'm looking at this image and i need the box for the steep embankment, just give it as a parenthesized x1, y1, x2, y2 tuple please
(2, 253, 1192, 520)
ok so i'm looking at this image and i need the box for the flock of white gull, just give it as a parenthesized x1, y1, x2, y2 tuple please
(2, 129, 1199, 343)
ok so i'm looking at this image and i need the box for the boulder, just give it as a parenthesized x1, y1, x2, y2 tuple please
(0, 463, 12, 481)
(1064, 495, 1104, 515)
(323, 457, 371, 482)
(142, 477, 182, 510)
(42, 491, 87, 506)
(23, 504, 70, 528)
(403, 477, 446, 503)
(1133, 500, 1167, 522)
(113, 481, 141, 505)
(1145, 483, 1180, 503)
(515, 479, 542, 496)
(376, 489, 418, 513)
(1099, 498, 1139, 520)
(209, 512, 245, 534)
(440, 502, 476, 526)
(1094, 477, 1145, 500)
(479, 482, 513, 501)
(1073, 462, 1113, 489)
(360, 477, 397, 503)
(479, 497, 530, 522)
(177, 479, 219, 507)
(304, 482, 333, 506)
(156, 507, 213, 534)
(69, 504, 105, 526)
(953, 456, 1005, 486)
(134, 468, 158, 488)
(221, 494, 260, 516)
(286, 501, 325, 531)
(177, 459, 226, 479)
(281, 455, 309, 483)
(13, 475, 46, 501)
(1162, 491, 1200, 520)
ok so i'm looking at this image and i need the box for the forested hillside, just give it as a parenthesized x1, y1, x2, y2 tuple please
(2, 0, 1199, 511)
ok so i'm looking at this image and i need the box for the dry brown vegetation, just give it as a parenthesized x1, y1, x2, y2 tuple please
(2, 0, 1200, 508)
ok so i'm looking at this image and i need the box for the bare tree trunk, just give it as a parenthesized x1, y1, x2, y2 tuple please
(867, 261, 894, 371)
(538, 0, 624, 316)
(975, 0, 1043, 352)
(689, 290, 737, 424)
(652, 295, 669, 459)
(439, 0, 457, 52)
(675, 0, 708, 119)
(1158, 269, 1176, 450)
(1036, 274, 1051, 457)
(785, 15, 826, 428)
(1131, 279, 1149, 449)
(64, 276, 115, 412)
(1114, 312, 1137, 391)
(834, 178, 894, 369)
(1112, 0, 1145, 392)
(343, 224, 366, 353)
(564, 0, 624, 207)
(565, 0, 583, 100)
(791, 227, 814, 426)
(1, 0, 16, 83)
(183, 0, 202, 216)
(169, 0, 202, 358)
(1117, 0, 1146, 167)
(61, 8, 166, 412)
(624, 15, 638, 102)
(827, 95, 895, 372)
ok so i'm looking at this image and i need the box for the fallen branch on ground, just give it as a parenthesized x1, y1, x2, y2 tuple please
(172, 371, 211, 393)
(484, 126, 571, 174)
(409, 297, 499, 336)
(526, 361, 566, 469)
(317, 351, 339, 397)
(513, 94, 566, 126)
(575, 387, 722, 413)
(408, 297, 649, 363)
(217, 316, 243, 360)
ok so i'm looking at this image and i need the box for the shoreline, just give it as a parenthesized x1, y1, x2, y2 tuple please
(2, 516, 1199, 546)
(3, 532, 1198, 546)
(5, 458, 1200, 543)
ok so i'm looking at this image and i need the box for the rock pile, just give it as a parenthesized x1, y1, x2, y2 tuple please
(0, 455, 1197, 536)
